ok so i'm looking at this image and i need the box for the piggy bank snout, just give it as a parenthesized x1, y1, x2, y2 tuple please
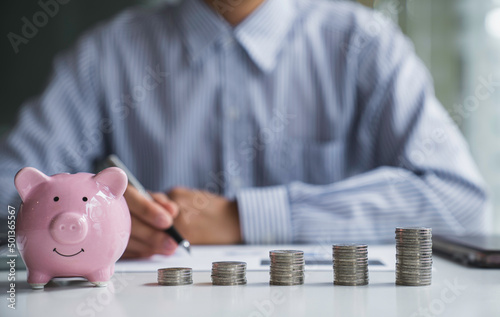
(50, 212, 89, 244)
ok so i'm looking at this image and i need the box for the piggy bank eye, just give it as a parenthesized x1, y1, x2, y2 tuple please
(53, 196, 59, 202)
(82, 197, 88, 202)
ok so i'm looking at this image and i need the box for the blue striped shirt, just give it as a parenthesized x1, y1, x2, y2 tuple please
(0, 0, 488, 243)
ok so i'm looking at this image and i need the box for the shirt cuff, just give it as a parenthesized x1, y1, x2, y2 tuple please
(236, 185, 292, 244)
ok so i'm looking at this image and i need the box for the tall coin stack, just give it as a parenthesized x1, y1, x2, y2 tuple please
(395, 227, 432, 286)
(333, 244, 369, 286)
(269, 250, 305, 286)
(211, 261, 247, 285)
(157, 267, 193, 286)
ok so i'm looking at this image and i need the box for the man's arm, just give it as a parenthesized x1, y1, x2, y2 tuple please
(235, 15, 488, 244)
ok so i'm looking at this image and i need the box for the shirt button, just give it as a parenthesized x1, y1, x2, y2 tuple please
(223, 37, 236, 49)
(228, 107, 239, 120)
(233, 177, 242, 189)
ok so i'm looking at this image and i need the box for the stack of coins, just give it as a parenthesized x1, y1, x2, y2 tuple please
(157, 267, 193, 286)
(269, 250, 305, 286)
(333, 244, 369, 286)
(211, 261, 247, 285)
(395, 227, 432, 286)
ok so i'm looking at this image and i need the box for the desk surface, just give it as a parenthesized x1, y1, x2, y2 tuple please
(1, 249, 499, 317)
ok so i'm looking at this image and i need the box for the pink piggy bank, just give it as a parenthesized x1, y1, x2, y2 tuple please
(14, 167, 131, 289)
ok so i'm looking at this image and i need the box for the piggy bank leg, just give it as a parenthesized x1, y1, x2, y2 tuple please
(86, 266, 113, 287)
(27, 271, 52, 290)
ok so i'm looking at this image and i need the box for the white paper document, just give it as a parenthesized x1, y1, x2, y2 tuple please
(115, 244, 396, 272)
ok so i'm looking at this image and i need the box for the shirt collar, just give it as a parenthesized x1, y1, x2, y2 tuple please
(234, 0, 298, 72)
(176, 0, 298, 72)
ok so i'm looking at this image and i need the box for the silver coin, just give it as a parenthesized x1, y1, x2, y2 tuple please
(397, 242, 432, 246)
(396, 268, 432, 273)
(213, 281, 247, 286)
(211, 273, 246, 278)
(158, 267, 192, 273)
(270, 250, 304, 256)
(397, 250, 432, 255)
(332, 244, 369, 286)
(334, 281, 369, 286)
(212, 276, 247, 280)
(396, 281, 432, 286)
(334, 258, 369, 261)
(397, 248, 432, 251)
(269, 250, 305, 286)
(211, 261, 247, 286)
(157, 267, 193, 286)
(395, 227, 433, 286)
(395, 227, 432, 231)
(395, 232, 432, 236)
(395, 234, 432, 237)
(212, 269, 247, 273)
(396, 257, 433, 262)
(270, 281, 304, 286)
(334, 267, 368, 271)
(396, 262, 433, 268)
(396, 274, 432, 280)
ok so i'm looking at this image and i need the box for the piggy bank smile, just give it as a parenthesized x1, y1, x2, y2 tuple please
(53, 248, 85, 257)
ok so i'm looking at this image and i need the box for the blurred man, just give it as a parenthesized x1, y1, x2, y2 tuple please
(0, 0, 488, 258)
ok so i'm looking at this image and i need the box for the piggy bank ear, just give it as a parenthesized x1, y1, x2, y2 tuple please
(93, 167, 128, 197)
(14, 167, 51, 201)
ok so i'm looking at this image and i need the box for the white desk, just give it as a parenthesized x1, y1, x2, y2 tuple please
(1, 247, 499, 317)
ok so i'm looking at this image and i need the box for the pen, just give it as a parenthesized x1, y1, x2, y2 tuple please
(104, 154, 191, 254)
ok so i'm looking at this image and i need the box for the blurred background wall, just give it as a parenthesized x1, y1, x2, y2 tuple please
(2, 0, 500, 232)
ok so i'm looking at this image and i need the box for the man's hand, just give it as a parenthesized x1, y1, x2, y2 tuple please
(122, 185, 180, 258)
(168, 187, 241, 245)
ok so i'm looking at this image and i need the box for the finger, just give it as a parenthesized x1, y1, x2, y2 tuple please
(126, 236, 177, 257)
(125, 237, 155, 258)
(124, 185, 173, 229)
(121, 246, 148, 259)
(121, 251, 141, 259)
(167, 186, 190, 202)
(130, 216, 178, 254)
(150, 192, 180, 218)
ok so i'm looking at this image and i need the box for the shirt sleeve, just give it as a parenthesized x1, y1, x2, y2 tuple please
(236, 14, 489, 244)
(0, 31, 105, 224)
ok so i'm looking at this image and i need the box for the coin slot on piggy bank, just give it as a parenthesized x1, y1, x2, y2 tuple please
(14, 167, 131, 290)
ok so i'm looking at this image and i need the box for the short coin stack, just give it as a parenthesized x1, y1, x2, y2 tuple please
(395, 227, 432, 286)
(211, 261, 247, 285)
(269, 250, 305, 286)
(333, 244, 369, 286)
(157, 267, 193, 286)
